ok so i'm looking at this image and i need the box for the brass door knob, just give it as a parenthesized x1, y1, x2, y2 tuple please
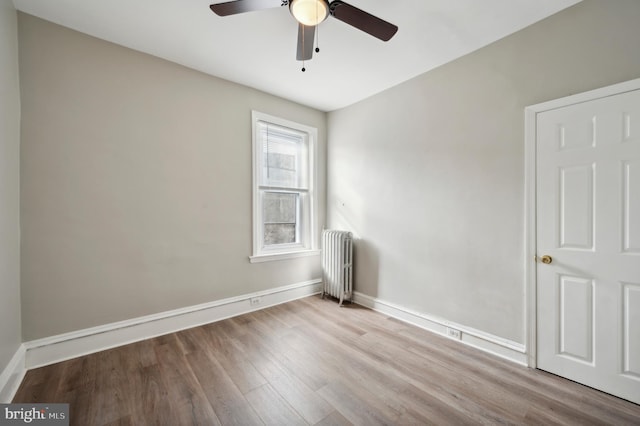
(541, 255, 553, 264)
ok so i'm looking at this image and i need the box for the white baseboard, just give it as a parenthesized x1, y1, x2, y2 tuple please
(24, 279, 322, 369)
(353, 292, 528, 366)
(18, 283, 524, 390)
(0, 344, 26, 403)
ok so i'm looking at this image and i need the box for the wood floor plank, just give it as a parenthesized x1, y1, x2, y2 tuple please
(398, 328, 640, 425)
(17, 360, 66, 403)
(56, 356, 93, 396)
(118, 338, 158, 371)
(245, 383, 307, 426)
(356, 329, 531, 422)
(285, 327, 409, 414)
(12, 295, 640, 425)
(238, 327, 330, 392)
(230, 331, 335, 424)
(185, 349, 263, 425)
(268, 373, 334, 425)
(196, 321, 268, 394)
(246, 308, 293, 337)
(264, 303, 307, 328)
(395, 383, 478, 426)
(317, 380, 400, 426)
(84, 349, 132, 426)
(291, 319, 499, 423)
(100, 415, 134, 426)
(242, 335, 329, 418)
(154, 342, 221, 425)
(313, 410, 352, 426)
(238, 333, 334, 424)
(128, 364, 179, 426)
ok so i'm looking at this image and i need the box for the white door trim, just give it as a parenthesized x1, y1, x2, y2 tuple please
(524, 78, 640, 368)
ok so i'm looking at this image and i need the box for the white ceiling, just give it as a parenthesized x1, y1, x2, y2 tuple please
(12, 0, 581, 112)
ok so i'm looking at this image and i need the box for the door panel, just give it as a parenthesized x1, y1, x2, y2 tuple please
(557, 117, 595, 151)
(623, 161, 640, 253)
(559, 164, 595, 250)
(622, 282, 640, 378)
(536, 88, 640, 404)
(558, 275, 594, 363)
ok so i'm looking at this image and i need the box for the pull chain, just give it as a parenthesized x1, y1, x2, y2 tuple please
(301, 2, 322, 72)
(301, 23, 306, 72)
(315, 2, 320, 53)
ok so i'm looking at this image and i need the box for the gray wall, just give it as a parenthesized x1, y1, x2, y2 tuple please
(18, 14, 327, 340)
(0, 0, 22, 375)
(327, 0, 640, 343)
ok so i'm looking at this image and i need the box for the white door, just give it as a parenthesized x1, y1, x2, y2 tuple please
(536, 86, 640, 404)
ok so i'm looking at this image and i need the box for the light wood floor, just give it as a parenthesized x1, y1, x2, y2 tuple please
(13, 295, 640, 425)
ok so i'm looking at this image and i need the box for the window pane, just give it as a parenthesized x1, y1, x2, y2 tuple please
(259, 122, 308, 189)
(263, 192, 298, 245)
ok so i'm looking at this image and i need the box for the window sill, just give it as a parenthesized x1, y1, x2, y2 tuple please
(249, 249, 321, 264)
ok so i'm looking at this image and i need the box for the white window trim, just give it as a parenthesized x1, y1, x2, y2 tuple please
(249, 111, 319, 263)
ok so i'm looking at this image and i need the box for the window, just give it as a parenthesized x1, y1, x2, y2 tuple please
(250, 111, 318, 262)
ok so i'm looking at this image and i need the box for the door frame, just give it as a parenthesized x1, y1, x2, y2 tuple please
(523, 77, 640, 369)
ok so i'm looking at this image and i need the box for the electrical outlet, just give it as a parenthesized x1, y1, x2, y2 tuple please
(446, 327, 461, 340)
(250, 297, 261, 306)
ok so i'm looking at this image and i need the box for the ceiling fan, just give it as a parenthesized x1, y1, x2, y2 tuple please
(210, 0, 398, 70)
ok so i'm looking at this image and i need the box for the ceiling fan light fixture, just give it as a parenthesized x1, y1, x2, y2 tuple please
(289, 0, 329, 26)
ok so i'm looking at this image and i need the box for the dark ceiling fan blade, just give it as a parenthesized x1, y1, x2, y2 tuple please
(329, 0, 398, 41)
(210, 0, 283, 16)
(296, 24, 315, 61)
